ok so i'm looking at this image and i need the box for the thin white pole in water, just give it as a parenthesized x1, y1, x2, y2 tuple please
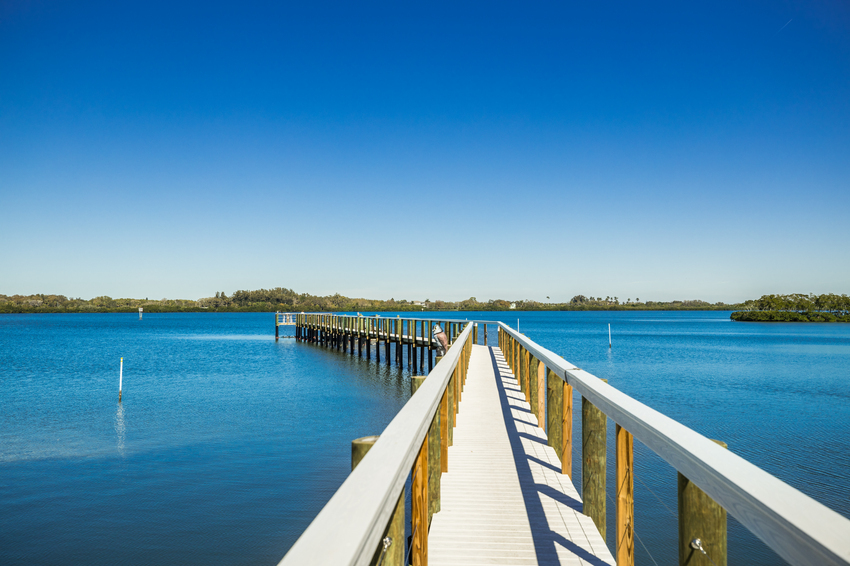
(517, 319, 520, 332)
(608, 324, 612, 348)
(119, 357, 123, 402)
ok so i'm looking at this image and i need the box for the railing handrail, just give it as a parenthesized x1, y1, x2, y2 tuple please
(296, 312, 503, 325)
(498, 322, 850, 566)
(278, 322, 474, 566)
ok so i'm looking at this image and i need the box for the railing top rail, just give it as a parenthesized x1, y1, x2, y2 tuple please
(298, 312, 502, 325)
(498, 322, 850, 566)
(278, 322, 474, 566)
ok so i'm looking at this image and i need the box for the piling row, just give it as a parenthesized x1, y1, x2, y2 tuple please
(292, 313, 487, 374)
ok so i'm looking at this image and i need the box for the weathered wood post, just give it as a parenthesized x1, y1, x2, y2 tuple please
(275, 313, 279, 341)
(375, 320, 381, 362)
(483, 323, 487, 345)
(679, 440, 728, 566)
(582, 379, 608, 538)
(473, 323, 478, 344)
(385, 320, 391, 365)
(351, 435, 379, 470)
(616, 424, 634, 566)
(351, 435, 404, 566)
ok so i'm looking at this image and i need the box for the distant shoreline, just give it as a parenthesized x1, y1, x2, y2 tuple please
(731, 311, 850, 323)
(3, 290, 847, 317)
(1, 305, 735, 315)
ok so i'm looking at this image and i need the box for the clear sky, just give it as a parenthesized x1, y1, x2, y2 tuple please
(1, 1, 848, 303)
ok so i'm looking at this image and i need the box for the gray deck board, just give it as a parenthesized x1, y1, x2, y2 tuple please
(428, 345, 615, 566)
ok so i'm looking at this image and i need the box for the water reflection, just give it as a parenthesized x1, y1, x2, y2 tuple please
(114, 402, 126, 457)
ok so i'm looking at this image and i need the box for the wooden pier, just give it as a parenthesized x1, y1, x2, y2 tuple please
(277, 313, 850, 566)
(284, 313, 487, 373)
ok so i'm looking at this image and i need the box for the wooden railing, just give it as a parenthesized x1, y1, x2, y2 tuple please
(498, 323, 850, 566)
(278, 320, 474, 566)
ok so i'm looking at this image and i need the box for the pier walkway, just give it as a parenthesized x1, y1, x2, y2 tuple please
(429, 345, 613, 566)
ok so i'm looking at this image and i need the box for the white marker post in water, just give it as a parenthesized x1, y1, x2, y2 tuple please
(119, 357, 124, 402)
(608, 324, 612, 348)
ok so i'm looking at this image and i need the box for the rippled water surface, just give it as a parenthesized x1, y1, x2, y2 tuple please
(1, 311, 848, 565)
(0, 313, 411, 565)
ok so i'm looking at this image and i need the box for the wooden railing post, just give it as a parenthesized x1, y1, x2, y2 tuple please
(582, 380, 608, 539)
(411, 376, 441, 523)
(351, 435, 405, 566)
(529, 356, 539, 423)
(411, 435, 429, 566)
(546, 367, 563, 466)
(679, 440, 728, 566)
(440, 389, 448, 472)
(562, 379, 573, 477)
(428, 407, 440, 519)
(455, 364, 461, 410)
(517, 346, 528, 402)
(534, 359, 544, 428)
(616, 424, 634, 566)
(443, 358, 453, 446)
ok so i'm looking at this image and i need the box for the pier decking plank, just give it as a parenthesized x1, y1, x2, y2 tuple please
(428, 345, 615, 566)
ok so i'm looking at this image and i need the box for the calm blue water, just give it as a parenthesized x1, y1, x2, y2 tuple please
(1, 311, 848, 565)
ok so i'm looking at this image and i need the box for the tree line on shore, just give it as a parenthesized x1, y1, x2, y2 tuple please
(0, 288, 737, 313)
(1, 289, 845, 317)
(731, 293, 850, 322)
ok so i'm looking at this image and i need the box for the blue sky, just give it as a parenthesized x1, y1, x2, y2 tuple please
(1, 0, 848, 302)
